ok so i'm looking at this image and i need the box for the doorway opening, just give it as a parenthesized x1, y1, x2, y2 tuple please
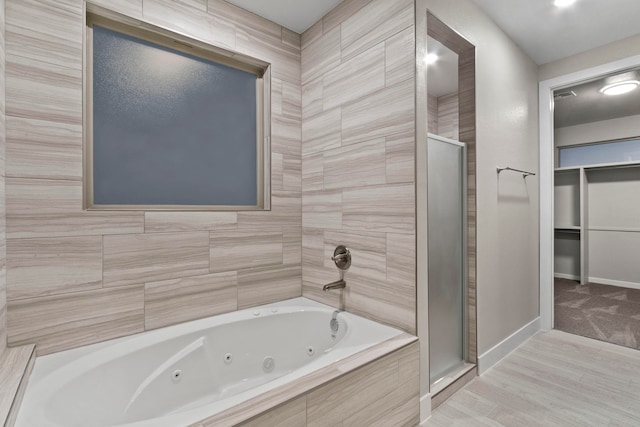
(550, 66, 640, 349)
(539, 55, 640, 346)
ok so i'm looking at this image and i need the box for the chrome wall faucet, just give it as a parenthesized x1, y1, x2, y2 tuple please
(323, 245, 351, 292)
(323, 279, 346, 292)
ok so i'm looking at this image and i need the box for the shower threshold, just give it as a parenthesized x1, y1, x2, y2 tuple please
(430, 362, 476, 397)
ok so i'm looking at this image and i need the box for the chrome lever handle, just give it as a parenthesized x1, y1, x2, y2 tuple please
(332, 245, 351, 270)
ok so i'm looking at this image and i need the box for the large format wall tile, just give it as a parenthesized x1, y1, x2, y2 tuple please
(237, 191, 301, 230)
(6, 178, 144, 238)
(238, 396, 306, 427)
(301, 107, 341, 156)
(386, 232, 415, 290)
(144, 271, 237, 330)
(385, 26, 414, 87)
(6, 116, 82, 180)
(301, 0, 416, 334)
(301, 78, 323, 120)
(321, 0, 373, 35)
(322, 42, 385, 111)
(342, 184, 415, 233)
(143, 0, 236, 50)
(0, 0, 7, 355)
(210, 230, 283, 272)
(6, 0, 82, 70)
(209, 1, 301, 84)
(237, 264, 301, 309)
(323, 230, 386, 280)
(7, 236, 102, 300)
(4, 0, 302, 353)
(6, 54, 81, 125)
(301, 153, 323, 192)
(341, 78, 414, 145)
(346, 272, 415, 333)
(89, 0, 143, 19)
(235, 27, 300, 85)
(323, 138, 386, 190)
(302, 190, 342, 229)
(7, 285, 145, 355)
(340, 0, 413, 62)
(272, 116, 302, 157)
(144, 211, 237, 233)
(281, 28, 301, 50)
(301, 26, 340, 84)
(306, 341, 418, 427)
(272, 78, 302, 121)
(385, 130, 415, 185)
(103, 232, 210, 287)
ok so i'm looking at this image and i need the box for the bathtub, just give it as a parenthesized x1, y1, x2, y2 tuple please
(15, 297, 405, 427)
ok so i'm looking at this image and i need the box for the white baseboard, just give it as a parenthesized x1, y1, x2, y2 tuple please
(419, 393, 432, 425)
(478, 317, 540, 375)
(554, 272, 579, 280)
(589, 277, 640, 290)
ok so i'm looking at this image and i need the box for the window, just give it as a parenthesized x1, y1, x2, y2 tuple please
(85, 13, 270, 210)
(558, 138, 640, 168)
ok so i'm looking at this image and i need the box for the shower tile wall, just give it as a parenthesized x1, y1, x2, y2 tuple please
(427, 93, 459, 139)
(0, 0, 6, 354)
(300, 0, 417, 333)
(4, 0, 302, 355)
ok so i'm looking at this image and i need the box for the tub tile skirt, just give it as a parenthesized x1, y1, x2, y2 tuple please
(0, 344, 35, 427)
(211, 339, 420, 427)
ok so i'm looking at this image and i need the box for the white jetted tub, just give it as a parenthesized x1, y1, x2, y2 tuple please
(15, 297, 404, 427)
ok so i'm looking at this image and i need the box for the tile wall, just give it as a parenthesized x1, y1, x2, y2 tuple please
(427, 93, 459, 139)
(300, 0, 417, 333)
(0, 0, 6, 354)
(204, 340, 419, 426)
(5, 0, 302, 355)
(4, 0, 420, 354)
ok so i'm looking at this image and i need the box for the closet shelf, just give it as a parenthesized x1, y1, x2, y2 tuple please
(554, 163, 640, 287)
(555, 160, 640, 172)
(588, 226, 640, 233)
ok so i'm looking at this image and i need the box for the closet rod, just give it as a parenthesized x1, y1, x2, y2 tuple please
(496, 166, 536, 178)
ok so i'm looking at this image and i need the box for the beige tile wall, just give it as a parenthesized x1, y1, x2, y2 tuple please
(300, 0, 417, 334)
(0, 0, 6, 354)
(207, 340, 419, 427)
(427, 93, 460, 139)
(437, 93, 459, 140)
(428, 94, 438, 134)
(5, 0, 302, 355)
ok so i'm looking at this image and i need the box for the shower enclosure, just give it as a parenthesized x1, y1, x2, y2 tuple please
(427, 134, 467, 385)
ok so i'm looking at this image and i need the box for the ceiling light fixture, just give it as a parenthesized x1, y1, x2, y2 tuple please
(554, 0, 576, 7)
(425, 53, 438, 65)
(599, 80, 640, 96)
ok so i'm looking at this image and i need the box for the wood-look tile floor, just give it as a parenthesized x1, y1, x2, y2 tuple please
(425, 330, 640, 426)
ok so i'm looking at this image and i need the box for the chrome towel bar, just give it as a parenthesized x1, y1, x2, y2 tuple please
(496, 166, 536, 178)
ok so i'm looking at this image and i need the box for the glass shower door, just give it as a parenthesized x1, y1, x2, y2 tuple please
(427, 134, 466, 384)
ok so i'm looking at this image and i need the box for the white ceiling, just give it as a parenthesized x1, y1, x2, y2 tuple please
(225, 0, 343, 33)
(471, 0, 640, 65)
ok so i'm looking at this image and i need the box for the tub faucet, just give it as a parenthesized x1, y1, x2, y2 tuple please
(323, 279, 346, 292)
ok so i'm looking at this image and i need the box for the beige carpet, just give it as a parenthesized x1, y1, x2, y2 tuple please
(554, 278, 640, 349)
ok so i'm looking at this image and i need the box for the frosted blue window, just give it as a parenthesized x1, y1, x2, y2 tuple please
(91, 25, 259, 207)
(559, 138, 640, 168)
